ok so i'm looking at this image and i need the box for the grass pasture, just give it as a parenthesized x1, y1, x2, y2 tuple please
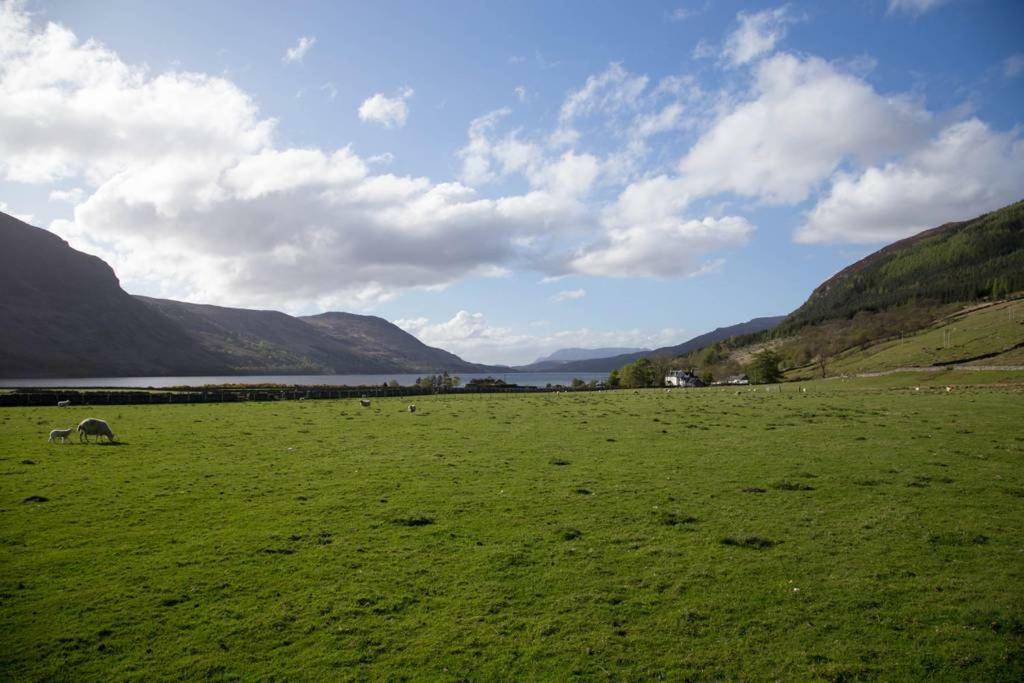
(2, 382, 1023, 680)
(824, 300, 1024, 375)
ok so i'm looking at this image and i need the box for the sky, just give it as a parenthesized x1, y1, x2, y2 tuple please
(1, 0, 1022, 365)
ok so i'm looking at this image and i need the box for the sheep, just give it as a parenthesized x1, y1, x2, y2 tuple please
(945, 386, 953, 393)
(48, 426, 74, 443)
(57, 400, 71, 407)
(78, 418, 115, 443)
(360, 399, 371, 408)
(408, 404, 416, 413)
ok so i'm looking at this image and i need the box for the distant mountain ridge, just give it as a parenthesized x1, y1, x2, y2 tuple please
(518, 347, 649, 371)
(544, 316, 787, 373)
(0, 212, 501, 378)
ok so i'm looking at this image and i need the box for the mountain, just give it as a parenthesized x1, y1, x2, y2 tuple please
(671, 200, 1024, 381)
(781, 200, 1024, 333)
(0, 212, 498, 378)
(301, 312, 497, 373)
(0, 212, 227, 378)
(544, 316, 787, 373)
(519, 347, 649, 370)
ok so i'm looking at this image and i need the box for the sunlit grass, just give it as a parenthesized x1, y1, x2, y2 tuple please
(2, 380, 1023, 679)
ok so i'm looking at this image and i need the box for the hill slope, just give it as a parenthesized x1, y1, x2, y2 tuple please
(0, 212, 228, 378)
(301, 312, 497, 373)
(669, 200, 1024, 381)
(782, 200, 1024, 332)
(0, 212, 497, 378)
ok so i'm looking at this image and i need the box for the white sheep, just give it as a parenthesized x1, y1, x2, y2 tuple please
(360, 399, 371, 408)
(408, 404, 416, 413)
(48, 426, 74, 443)
(57, 400, 71, 407)
(78, 418, 115, 443)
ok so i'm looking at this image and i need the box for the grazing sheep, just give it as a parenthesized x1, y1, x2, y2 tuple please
(945, 386, 953, 393)
(408, 404, 416, 413)
(78, 418, 115, 443)
(360, 399, 371, 408)
(48, 427, 74, 443)
(57, 400, 71, 407)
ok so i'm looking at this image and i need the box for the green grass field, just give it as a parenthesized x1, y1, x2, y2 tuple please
(824, 300, 1024, 375)
(2, 381, 1023, 680)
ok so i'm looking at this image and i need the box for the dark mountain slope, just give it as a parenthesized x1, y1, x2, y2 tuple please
(0, 212, 227, 378)
(135, 297, 406, 374)
(301, 312, 497, 373)
(0, 211, 501, 378)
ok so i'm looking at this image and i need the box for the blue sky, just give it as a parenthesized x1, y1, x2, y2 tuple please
(1, 0, 1022, 364)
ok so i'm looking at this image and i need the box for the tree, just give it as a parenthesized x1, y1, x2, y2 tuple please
(607, 369, 621, 388)
(571, 377, 585, 388)
(620, 358, 657, 388)
(747, 349, 782, 384)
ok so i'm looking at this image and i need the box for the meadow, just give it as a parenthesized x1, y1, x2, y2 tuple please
(1, 379, 1023, 680)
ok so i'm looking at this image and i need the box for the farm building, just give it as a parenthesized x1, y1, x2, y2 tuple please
(664, 370, 705, 388)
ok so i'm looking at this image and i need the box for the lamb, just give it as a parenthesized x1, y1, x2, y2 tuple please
(78, 418, 115, 443)
(48, 426, 74, 443)
(57, 400, 71, 407)
(408, 404, 416, 413)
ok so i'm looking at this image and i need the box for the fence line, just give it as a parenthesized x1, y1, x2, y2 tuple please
(0, 383, 597, 407)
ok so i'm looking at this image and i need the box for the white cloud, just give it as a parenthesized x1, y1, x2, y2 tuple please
(887, 0, 952, 16)
(358, 87, 414, 128)
(570, 206, 753, 279)
(796, 119, 1024, 243)
(0, 8, 602, 311)
(514, 85, 527, 102)
(678, 53, 930, 203)
(1004, 54, 1024, 79)
(723, 5, 798, 66)
(394, 310, 684, 365)
(320, 82, 338, 100)
(553, 288, 585, 302)
(283, 36, 316, 64)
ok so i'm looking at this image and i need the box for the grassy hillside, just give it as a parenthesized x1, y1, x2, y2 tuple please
(815, 300, 1024, 377)
(2, 383, 1022, 679)
(783, 200, 1024, 332)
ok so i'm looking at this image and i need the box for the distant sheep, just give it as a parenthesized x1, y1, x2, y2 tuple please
(78, 418, 115, 443)
(48, 427, 74, 443)
(360, 399, 371, 408)
(57, 400, 71, 407)
(408, 404, 416, 413)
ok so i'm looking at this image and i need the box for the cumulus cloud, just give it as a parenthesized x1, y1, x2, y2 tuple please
(796, 119, 1024, 243)
(283, 36, 316, 64)
(678, 53, 930, 203)
(887, 0, 952, 16)
(358, 87, 413, 128)
(394, 310, 684, 365)
(0, 8, 596, 310)
(723, 5, 798, 66)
